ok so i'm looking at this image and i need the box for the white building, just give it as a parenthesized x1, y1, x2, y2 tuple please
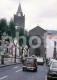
(46, 34, 57, 59)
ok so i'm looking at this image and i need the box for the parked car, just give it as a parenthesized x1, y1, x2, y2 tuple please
(47, 59, 56, 67)
(47, 61, 57, 80)
(47, 59, 57, 71)
(22, 57, 37, 72)
(37, 57, 44, 65)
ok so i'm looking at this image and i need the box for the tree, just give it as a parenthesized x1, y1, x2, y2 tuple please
(19, 27, 24, 46)
(26, 35, 30, 48)
(19, 27, 24, 36)
(6, 27, 11, 36)
(19, 28, 30, 48)
(0, 18, 8, 45)
(24, 30, 30, 48)
(9, 19, 16, 38)
(0, 18, 8, 64)
(0, 18, 8, 33)
(0, 31, 2, 45)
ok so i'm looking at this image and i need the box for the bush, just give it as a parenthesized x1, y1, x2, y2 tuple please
(4, 53, 10, 58)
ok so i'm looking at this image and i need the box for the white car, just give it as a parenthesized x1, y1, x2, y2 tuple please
(47, 61, 57, 80)
(47, 59, 57, 67)
(37, 57, 44, 65)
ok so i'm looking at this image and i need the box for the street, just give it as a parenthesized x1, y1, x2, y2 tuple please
(0, 64, 47, 80)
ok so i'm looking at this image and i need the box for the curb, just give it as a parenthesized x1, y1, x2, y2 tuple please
(0, 62, 21, 68)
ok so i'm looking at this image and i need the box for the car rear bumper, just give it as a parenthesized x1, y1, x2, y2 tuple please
(23, 66, 36, 70)
(47, 75, 57, 79)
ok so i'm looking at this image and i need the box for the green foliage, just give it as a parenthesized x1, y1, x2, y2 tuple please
(26, 35, 30, 48)
(18, 27, 24, 46)
(0, 18, 8, 43)
(0, 31, 2, 40)
(19, 27, 24, 36)
(9, 19, 16, 38)
(6, 27, 11, 36)
(24, 30, 30, 48)
(0, 18, 8, 33)
(4, 53, 10, 58)
(0, 18, 16, 44)
(19, 38, 23, 46)
(0, 18, 30, 48)
(18, 28, 30, 48)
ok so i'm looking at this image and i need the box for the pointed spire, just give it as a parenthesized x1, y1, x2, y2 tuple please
(17, 3, 22, 13)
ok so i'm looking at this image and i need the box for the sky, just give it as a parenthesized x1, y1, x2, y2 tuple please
(0, 0, 57, 31)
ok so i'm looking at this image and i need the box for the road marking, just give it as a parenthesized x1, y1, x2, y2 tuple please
(45, 75, 47, 80)
(13, 66, 19, 69)
(0, 76, 7, 80)
(16, 69, 22, 73)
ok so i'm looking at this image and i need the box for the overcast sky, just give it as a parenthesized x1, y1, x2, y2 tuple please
(0, 0, 57, 30)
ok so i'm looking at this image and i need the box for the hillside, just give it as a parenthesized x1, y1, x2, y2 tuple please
(47, 30, 57, 35)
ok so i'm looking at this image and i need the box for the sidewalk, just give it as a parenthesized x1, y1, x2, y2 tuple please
(0, 58, 21, 68)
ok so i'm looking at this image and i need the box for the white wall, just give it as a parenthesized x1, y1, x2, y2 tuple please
(46, 37, 54, 59)
(13, 46, 20, 56)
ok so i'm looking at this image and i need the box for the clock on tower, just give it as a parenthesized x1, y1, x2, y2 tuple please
(18, 13, 21, 16)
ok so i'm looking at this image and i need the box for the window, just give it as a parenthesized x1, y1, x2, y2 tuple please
(26, 58, 34, 62)
(52, 62, 57, 68)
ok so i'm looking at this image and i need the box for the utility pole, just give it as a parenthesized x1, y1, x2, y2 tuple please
(1, 34, 4, 64)
(53, 41, 56, 59)
(14, 44, 16, 63)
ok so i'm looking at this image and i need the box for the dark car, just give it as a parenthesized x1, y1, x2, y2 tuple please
(47, 61, 57, 80)
(22, 57, 37, 72)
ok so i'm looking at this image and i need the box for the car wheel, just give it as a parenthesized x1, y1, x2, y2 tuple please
(47, 77, 50, 80)
(47, 79, 50, 80)
(23, 68, 25, 71)
(34, 68, 37, 72)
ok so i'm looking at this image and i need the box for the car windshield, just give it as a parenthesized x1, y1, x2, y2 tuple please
(49, 61, 52, 66)
(26, 58, 34, 62)
(52, 62, 57, 68)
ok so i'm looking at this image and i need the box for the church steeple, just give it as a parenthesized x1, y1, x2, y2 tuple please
(17, 3, 23, 16)
(14, 3, 25, 28)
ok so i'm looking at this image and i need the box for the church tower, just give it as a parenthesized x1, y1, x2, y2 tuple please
(14, 3, 25, 29)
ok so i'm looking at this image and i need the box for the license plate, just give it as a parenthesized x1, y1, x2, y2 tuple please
(27, 64, 31, 67)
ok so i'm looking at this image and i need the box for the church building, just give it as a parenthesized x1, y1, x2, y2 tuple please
(14, 3, 25, 29)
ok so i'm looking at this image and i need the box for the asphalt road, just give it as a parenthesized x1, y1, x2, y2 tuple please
(0, 64, 47, 80)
